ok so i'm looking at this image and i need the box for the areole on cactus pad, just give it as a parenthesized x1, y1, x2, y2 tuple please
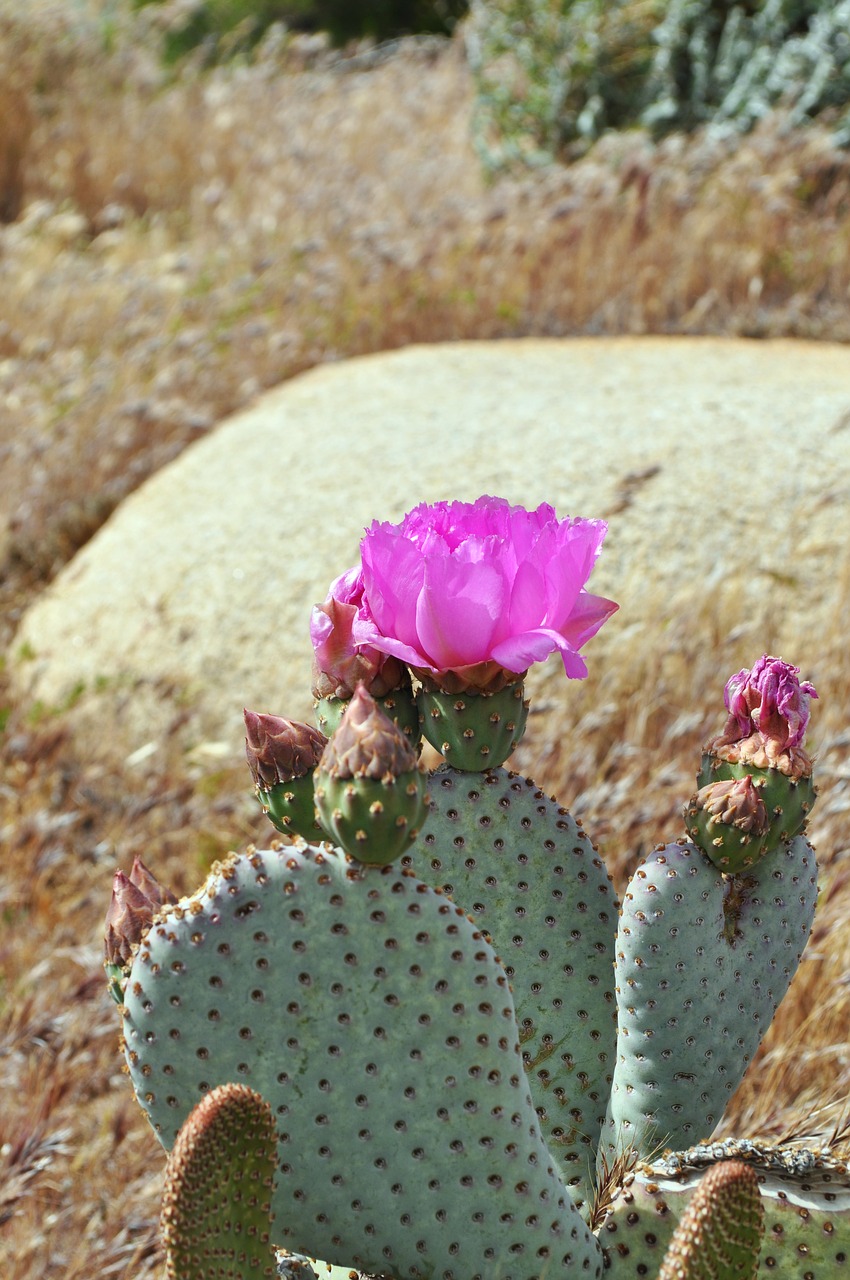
(104, 497, 845, 1280)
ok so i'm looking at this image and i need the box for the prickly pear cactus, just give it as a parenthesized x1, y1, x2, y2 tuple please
(109, 498, 846, 1280)
(410, 764, 618, 1211)
(601, 836, 818, 1164)
(122, 841, 603, 1279)
(600, 1141, 850, 1278)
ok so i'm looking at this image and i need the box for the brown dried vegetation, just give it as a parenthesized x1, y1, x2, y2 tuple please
(2, 3, 850, 1276)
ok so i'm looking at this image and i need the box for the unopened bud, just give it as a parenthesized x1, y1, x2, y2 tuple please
(129, 854, 177, 910)
(314, 686, 427, 865)
(104, 869, 156, 970)
(696, 776, 769, 834)
(319, 685, 418, 782)
(244, 710, 326, 789)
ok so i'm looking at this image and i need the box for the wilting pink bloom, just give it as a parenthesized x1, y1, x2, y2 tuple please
(310, 566, 406, 699)
(710, 654, 817, 771)
(351, 496, 617, 686)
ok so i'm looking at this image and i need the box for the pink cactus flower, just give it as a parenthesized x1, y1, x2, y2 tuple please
(711, 654, 817, 772)
(350, 496, 617, 688)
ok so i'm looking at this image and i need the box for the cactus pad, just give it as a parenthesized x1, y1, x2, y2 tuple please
(601, 1141, 850, 1278)
(416, 684, 529, 770)
(602, 837, 818, 1163)
(161, 1082, 279, 1279)
(123, 841, 603, 1279)
(409, 765, 619, 1210)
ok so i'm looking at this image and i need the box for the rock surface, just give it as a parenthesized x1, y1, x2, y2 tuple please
(11, 337, 850, 762)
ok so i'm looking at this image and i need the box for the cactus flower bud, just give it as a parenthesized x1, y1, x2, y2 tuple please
(685, 776, 771, 874)
(105, 869, 154, 970)
(244, 710, 327, 839)
(244, 710, 326, 788)
(697, 775, 769, 833)
(311, 566, 408, 700)
(314, 685, 427, 865)
(319, 684, 419, 781)
(128, 854, 178, 911)
(105, 862, 176, 1001)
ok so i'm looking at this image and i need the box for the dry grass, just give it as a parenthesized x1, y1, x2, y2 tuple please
(2, 2, 850, 1276)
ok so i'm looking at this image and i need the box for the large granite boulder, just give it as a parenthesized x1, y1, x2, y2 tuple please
(11, 337, 850, 762)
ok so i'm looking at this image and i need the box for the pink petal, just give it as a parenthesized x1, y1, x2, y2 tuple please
(414, 556, 506, 669)
(557, 590, 619, 649)
(491, 628, 589, 678)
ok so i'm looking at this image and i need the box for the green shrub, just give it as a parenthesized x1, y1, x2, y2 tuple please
(467, 0, 850, 170)
(134, 0, 468, 61)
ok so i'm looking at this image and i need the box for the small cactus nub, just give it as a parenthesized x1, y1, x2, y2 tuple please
(657, 1159, 764, 1280)
(161, 1083, 279, 1280)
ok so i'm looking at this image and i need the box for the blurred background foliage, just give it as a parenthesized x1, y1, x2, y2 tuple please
(128, 1, 850, 166)
(131, 0, 470, 59)
(467, 0, 850, 169)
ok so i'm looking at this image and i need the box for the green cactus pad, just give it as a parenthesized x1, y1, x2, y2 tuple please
(315, 689, 420, 747)
(407, 766, 619, 1212)
(600, 1141, 850, 1278)
(416, 684, 528, 771)
(695, 755, 816, 863)
(161, 1082, 279, 1279)
(601, 836, 818, 1164)
(123, 841, 603, 1280)
(257, 776, 325, 841)
(313, 771, 428, 866)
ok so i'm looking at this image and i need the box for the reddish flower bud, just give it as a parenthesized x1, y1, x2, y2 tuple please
(310, 567, 407, 700)
(319, 685, 419, 782)
(244, 710, 326, 789)
(695, 776, 769, 835)
(104, 869, 156, 969)
(129, 854, 177, 910)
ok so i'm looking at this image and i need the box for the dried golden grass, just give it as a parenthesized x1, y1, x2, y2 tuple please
(2, 4, 850, 1275)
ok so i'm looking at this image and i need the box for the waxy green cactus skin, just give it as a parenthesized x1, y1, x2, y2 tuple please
(416, 684, 529, 771)
(409, 765, 618, 1213)
(161, 1082, 279, 1280)
(315, 688, 420, 745)
(313, 771, 427, 866)
(601, 836, 818, 1166)
(601, 1142, 850, 1278)
(257, 776, 325, 842)
(122, 841, 603, 1279)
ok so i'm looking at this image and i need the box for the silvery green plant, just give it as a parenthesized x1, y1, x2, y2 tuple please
(466, 0, 850, 171)
(105, 497, 849, 1279)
